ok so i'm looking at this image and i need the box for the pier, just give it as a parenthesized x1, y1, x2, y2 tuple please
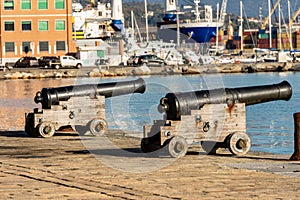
(1, 62, 300, 80)
(0, 130, 300, 199)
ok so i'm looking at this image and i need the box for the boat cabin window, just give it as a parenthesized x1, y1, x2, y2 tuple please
(99, 25, 106, 30)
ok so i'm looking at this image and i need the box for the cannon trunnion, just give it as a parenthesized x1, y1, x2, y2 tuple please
(25, 78, 145, 138)
(142, 81, 292, 158)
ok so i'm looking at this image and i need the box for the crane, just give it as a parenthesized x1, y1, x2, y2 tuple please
(289, 7, 300, 28)
(260, 0, 281, 30)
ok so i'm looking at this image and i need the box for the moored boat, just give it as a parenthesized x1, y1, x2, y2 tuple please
(157, 0, 227, 44)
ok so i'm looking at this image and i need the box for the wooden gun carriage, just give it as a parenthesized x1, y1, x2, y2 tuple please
(25, 78, 145, 138)
(141, 81, 292, 158)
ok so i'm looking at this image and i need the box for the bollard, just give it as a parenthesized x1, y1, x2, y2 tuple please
(290, 112, 300, 161)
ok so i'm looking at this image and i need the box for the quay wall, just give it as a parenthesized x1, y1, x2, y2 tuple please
(1, 62, 300, 80)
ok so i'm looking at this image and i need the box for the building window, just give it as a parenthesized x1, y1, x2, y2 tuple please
(56, 41, 65, 51)
(97, 50, 104, 58)
(22, 21, 32, 31)
(38, 0, 48, 9)
(99, 25, 105, 30)
(22, 42, 31, 53)
(55, 0, 65, 9)
(38, 21, 48, 31)
(21, 0, 31, 10)
(5, 42, 15, 53)
(39, 41, 49, 52)
(4, 21, 14, 31)
(4, 0, 14, 10)
(55, 20, 65, 31)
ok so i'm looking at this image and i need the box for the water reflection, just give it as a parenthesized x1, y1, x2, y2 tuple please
(0, 78, 76, 130)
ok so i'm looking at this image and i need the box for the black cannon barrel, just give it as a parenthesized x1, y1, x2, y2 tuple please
(35, 78, 146, 109)
(160, 81, 292, 120)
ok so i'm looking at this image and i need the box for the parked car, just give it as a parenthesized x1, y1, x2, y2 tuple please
(127, 55, 139, 66)
(38, 56, 59, 68)
(49, 55, 83, 69)
(137, 54, 166, 66)
(14, 56, 39, 68)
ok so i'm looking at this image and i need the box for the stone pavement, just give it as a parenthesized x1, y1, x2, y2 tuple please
(0, 130, 300, 199)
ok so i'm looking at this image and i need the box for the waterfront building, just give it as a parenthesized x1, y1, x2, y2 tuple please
(0, 0, 76, 64)
(72, 2, 115, 40)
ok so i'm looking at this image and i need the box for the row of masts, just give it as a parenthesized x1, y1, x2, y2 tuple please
(142, 0, 299, 50)
(240, 0, 299, 50)
(82, 0, 300, 51)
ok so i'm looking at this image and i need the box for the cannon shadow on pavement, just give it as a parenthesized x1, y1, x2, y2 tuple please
(198, 151, 290, 162)
(0, 131, 291, 161)
(0, 130, 79, 138)
(66, 147, 178, 159)
(0, 131, 28, 137)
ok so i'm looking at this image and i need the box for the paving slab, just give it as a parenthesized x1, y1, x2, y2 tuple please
(0, 130, 300, 199)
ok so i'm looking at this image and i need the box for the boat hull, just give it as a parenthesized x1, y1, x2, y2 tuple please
(157, 24, 217, 43)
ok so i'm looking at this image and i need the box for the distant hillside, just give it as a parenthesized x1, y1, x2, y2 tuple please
(124, 0, 300, 19)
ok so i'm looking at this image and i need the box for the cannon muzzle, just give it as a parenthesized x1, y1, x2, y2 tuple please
(160, 81, 292, 120)
(35, 78, 146, 109)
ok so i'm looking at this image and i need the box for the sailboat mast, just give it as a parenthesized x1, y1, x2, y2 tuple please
(278, 3, 282, 50)
(133, 12, 142, 42)
(144, 0, 149, 42)
(288, 0, 293, 50)
(216, 3, 219, 48)
(268, 0, 272, 48)
(240, 1, 243, 51)
(131, 11, 134, 35)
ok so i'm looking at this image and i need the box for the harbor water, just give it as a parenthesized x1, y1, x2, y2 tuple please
(1, 72, 299, 155)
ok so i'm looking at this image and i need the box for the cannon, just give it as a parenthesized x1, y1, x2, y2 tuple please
(25, 78, 145, 138)
(34, 78, 146, 109)
(142, 81, 292, 158)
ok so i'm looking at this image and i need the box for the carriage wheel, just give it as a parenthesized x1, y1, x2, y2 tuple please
(38, 122, 56, 138)
(227, 132, 251, 156)
(89, 118, 107, 136)
(167, 136, 188, 158)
